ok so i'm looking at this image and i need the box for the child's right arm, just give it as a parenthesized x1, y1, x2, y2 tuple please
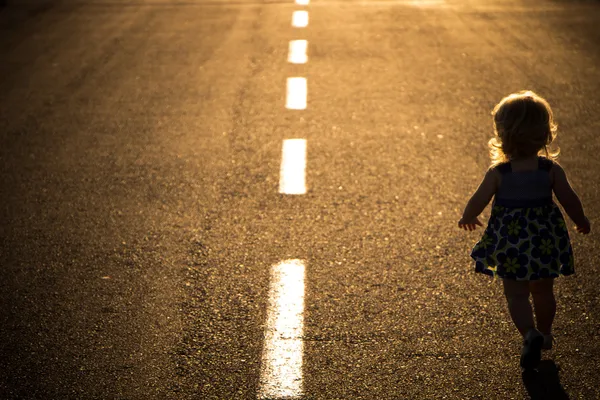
(552, 163, 591, 234)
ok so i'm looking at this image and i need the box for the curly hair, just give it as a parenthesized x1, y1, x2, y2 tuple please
(488, 90, 560, 167)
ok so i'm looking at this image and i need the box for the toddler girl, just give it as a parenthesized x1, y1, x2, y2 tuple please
(458, 90, 591, 370)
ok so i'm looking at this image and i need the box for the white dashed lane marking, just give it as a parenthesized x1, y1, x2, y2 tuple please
(259, 2, 308, 398)
(258, 259, 306, 399)
(286, 77, 307, 110)
(292, 10, 309, 27)
(279, 139, 307, 195)
(288, 40, 308, 64)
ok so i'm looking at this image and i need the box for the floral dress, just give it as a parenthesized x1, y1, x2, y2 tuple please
(470, 157, 574, 280)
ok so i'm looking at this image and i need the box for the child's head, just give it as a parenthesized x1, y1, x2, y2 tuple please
(488, 90, 559, 165)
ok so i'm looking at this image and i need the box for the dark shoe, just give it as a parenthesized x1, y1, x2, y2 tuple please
(541, 333, 555, 351)
(520, 329, 543, 370)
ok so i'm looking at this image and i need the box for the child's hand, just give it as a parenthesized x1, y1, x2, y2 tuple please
(576, 217, 591, 234)
(458, 217, 483, 231)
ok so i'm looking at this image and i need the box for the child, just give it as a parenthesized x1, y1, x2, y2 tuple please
(458, 90, 591, 371)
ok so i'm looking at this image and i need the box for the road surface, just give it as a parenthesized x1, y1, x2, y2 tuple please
(1, 0, 599, 398)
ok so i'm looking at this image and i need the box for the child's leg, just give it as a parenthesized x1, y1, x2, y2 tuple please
(530, 278, 556, 335)
(502, 279, 535, 337)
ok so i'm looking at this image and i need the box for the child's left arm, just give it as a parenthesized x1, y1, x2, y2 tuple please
(458, 168, 498, 231)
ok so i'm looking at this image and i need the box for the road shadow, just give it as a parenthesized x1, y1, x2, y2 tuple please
(521, 360, 570, 400)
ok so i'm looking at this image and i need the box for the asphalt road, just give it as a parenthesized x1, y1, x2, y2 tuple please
(1, 0, 599, 398)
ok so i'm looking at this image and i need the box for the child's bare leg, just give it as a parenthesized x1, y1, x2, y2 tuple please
(502, 279, 535, 337)
(530, 278, 556, 335)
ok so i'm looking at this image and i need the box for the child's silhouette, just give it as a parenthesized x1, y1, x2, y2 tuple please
(458, 90, 591, 371)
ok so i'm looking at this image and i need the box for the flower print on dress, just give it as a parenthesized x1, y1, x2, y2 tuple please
(529, 259, 541, 280)
(531, 230, 559, 265)
(558, 252, 575, 276)
(550, 212, 568, 236)
(470, 202, 575, 281)
(530, 205, 549, 221)
(538, 262, 560, 279)
(475, 260, 494, 277)
(499, 212, 529, 244)
(496, 247, 529, 280)
(472, 230, 498, 258)
(491, 205, 506, 218)
(558, 235, 570, 252)
(527, 220, 542, 236)
(490, 206, 506, 230)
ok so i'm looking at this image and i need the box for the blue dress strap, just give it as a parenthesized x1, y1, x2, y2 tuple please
(495, 162, 511, 175)
(538, 156, 553, 171)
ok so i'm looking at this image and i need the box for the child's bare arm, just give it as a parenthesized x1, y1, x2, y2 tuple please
(552, 163, 590, 232)
(460, 168, 498, 222)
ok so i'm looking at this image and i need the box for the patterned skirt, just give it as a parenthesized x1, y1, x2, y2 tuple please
(470, 202, 574, 281)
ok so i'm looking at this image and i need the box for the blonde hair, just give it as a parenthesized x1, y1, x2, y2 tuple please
(488, 90, 560, 167)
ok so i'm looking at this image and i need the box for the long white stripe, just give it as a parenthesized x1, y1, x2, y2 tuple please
(258, 259, 306, 399)
(286, 77, 307, 110)
(288, 40, 308, 64)
(295, 0, 309, 5)
(279, 139, 307, 195)
(291, 10, 309, 27)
